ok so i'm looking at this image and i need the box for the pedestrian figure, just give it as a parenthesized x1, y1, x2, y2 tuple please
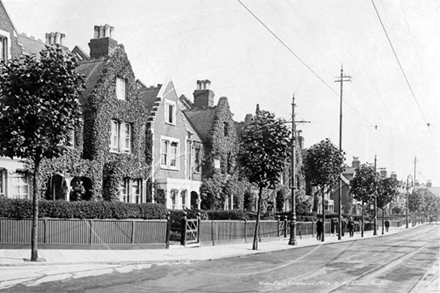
(341, 218, 346, 237)
(316, 219, 323, 240)
(347, 217, 355, 237)
(330, 218, 335, 236)
(385, 220, 390, 232)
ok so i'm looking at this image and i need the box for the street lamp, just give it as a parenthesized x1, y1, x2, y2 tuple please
(287, 95, 310, 246)
(289, 96, 297, 246)
(406, 174, 413, 229)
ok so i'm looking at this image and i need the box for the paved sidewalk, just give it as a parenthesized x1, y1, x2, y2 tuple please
(0, 225, 414, 267)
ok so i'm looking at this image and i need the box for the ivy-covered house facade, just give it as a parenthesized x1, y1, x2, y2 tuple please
(181, 80, 239, 210)
(142, 78, 203, 209)
(39, 25, 150, 203)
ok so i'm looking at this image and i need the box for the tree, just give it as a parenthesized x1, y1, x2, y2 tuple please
(408, 190, 423, 224)
(302, 139, 345, 242)
(238, 109, 291, 250)
(350, 164, 378, 237)
(376, 177, 398, 234)
(0, 46, 85, 261)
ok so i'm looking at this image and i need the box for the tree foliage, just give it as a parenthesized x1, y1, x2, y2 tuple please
(302, 138, 345, 242)
(0, 46, 85, 162)
(238, 109, 291, 249)
(302, 138, 345, 195)
(350, 164, 378, 204)
(376, 177, 398, 209)
(0, 45, 85, 261)
(238, 110, 291, 189)
(408, 191, 424, 213)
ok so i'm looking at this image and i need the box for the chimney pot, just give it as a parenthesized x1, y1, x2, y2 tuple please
(54, 32, 60, 45)
(89, 24, 117, 59)
(94, 26, 100, 38)
(193, 79, 214, 107)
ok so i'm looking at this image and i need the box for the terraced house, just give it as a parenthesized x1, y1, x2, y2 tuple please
(180, 80, 239, 210)
(0, 0, 242, 209)
(142, 79, 203, 209)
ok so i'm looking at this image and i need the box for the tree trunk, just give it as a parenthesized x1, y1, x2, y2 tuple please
(381, 208, 385, 235)
(252, 185, 263, 250)
(31, 158, 40, 261)
(361, 201, 364, 237)
(321, 187, 325, 242)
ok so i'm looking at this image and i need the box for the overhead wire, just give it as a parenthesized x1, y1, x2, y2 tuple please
(370, 0, 429, 126)
(371, 0, 439, 156)
(237, 0, 410, 164)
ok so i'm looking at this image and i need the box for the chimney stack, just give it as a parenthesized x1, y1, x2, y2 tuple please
(390, 172, 397, 181)
(193, 80, 214, 108)
(45, 32, 66, 47)
(352, 157, 360, 169)
(88, 24, 117, 59)
(427, 180, 432, 187)
(379, 168, 387, 178)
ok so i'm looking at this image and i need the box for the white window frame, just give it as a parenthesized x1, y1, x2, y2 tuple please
(164, 99, 176, 125)
(121, 122, 132, 153)
(12, 171, 29, 199)
(110, 120, 132, 153)
(119, 179, 129, 203)
(160, 136, 179, 170)
(110, 120, 120, 152)
(116, 78, 126, 100)
(0, 169, 5, 197)
(0, 29, 11, 62)
(170, 189, 177, 209)
(132, 179, 141, 203)
(67, 128, 75, 148)
(194, 146, 201, 173)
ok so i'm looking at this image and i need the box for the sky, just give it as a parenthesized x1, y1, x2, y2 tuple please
(4, 0, 440, 186)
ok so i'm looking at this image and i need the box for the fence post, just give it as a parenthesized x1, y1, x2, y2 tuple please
(89, 220, 94, 245)
(276, 216, 280, 237)
(181, 211, 187, 246)
(43, 219, 48, 244)
(131, 220, 136, 244)
(244, 219, 247, 243)
(197, 212, 201, 244)
(212, 220, 215, 246)
(165, 212, 171, 249)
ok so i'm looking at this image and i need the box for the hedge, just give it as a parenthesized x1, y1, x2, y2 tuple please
(0, 197, 168, 220)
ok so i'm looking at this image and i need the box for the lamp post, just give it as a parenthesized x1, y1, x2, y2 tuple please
(289, 96, 297, 246)
(406, 174, 412, 229)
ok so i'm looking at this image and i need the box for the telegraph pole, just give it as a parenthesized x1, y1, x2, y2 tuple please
(414, 157, 417, 187)
(289, 95, 310, 246)
(334, 66, 352, 240)
(373, 155, 377, 236)
(406, 174, 412, 229)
